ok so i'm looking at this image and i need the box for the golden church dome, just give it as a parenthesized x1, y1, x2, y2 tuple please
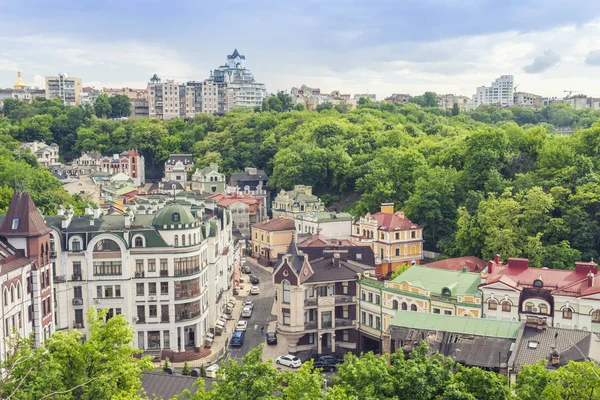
(13, 71, 26, 89)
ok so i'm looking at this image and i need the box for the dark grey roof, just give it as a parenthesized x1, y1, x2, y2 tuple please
(227, 49, 245, 60)
(304, 254, 363, 283)
(141, 372, 213, 399)
(510, 326, 599, 372)
(229, 170, 268, 183)
(163, 181, 184, 190)
(299, 246, 375, 267)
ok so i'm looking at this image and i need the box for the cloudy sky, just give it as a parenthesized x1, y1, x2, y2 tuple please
(2, 0, 600, 99)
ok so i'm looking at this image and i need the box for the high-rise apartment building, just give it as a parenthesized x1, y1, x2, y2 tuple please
(45, 73, 82, 106)
(471, 75, 514, 109)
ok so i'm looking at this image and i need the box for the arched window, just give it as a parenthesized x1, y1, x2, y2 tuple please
(3, 289, 8, 305)
(525, 302, 534, 312)
(411, 304, 417, 312)
(182, 235, 186, 246)
(94, 239, 120, 252)
(282, 280, 290, 304)
(502, 301, 511, 312)
(442, 288, 451, 297)
(174, 235, 179, 247)
(401, 302, 407, 311)
(592, 309, 600, 323)
(193, 233, 196, 243)
(488, 299, 498, 310)
(16, 282, 21, 300)
(172, 212, 180, 222)
(392, 300, 399, 310)
(72, 238, 81, 252)
(562, 307, 573, 319)
(10, 286, 14, 303)
(539, 304, 548, 314)
(533, 279, 543, 288)
(134, 237, 143, 247)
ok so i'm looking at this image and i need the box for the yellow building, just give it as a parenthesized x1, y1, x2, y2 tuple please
(251, 218, 296, 266)
(351, 203, 423, 277)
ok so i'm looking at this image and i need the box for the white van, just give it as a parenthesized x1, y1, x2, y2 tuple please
(241, 305, 253, 318)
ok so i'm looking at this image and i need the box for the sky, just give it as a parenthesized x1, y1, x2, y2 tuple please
(2, 0, 600, 99)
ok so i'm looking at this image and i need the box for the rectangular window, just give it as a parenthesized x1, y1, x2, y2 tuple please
(161, 282, 169, 295)
(96, 286, 102, 298)
(376, 316, 381, 330)
(149, 305, 157, 318)
(321, 311, 332, 329)
(148, 259, 156, 272)
(444, 310, 452, 315)
(343, 330, 349, 342)
(148, 282, 157, 296)
(361, 291, 366, 301)
(74, 286, 82, 298)
(375, 295, 380, 305)
(368, 293, 373, 303)
(343, 285, 349, 295)
(136, 283, 144, 296)
(316, 286, 328, 297)
(343, 306, 349, 319)
(136, 260, 144, 273)
(395, 232, 399, 240)
(160, 259, 168, 276)
(161, 305, 169, 321)
(93, 261, 122, 276)
(163, 330, 170, 349)
(75, 309, 84, 324)
(395, 248, 400, 256)
(137, 305, 145, 320)
(115, 285, 121, 297)
(433, 308, 440, 314)
(361, 311, 366, 324)
(308, 333, 314, 344)
(104, 286, 113, 298)
(283, 312, 291, 325)
(368, 314, 373, 327)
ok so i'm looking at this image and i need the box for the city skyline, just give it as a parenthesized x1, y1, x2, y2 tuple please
(2, 1, 600, 99)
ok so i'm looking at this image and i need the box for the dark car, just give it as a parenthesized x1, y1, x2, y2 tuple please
(241, 265, 251, 274)
(266, 332, 277, 345)
(318, 355, 343, 366)
(250, 275, 260, 284)
(312, 360, 336, 372)
(230, 331, 245, 346)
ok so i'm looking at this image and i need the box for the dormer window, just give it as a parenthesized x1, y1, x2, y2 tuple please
(442, 288, 451, 297)
(172, 213, 180, 222)
(533, 279, 543, 288)
(11, 219, 19, 230)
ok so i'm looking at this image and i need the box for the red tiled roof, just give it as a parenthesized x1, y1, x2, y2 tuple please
(298, 233, 355, 248)
(251, 218, 295, 232)
(0, 192, 51, 237)
(425, 256, 487, 273)
(369, 211, 421, 231)
(208, 193, 261, 207)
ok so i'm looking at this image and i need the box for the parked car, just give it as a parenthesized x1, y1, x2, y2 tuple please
(230, 331, 245, 346)
(244, 301, 254, 310)
(250, 275, 260, 284)
(241, 265, 251, 274)
(236, 321, 248, 332)
(312, 360, 336, 372)
(250, 286, 260, 295)
(276, 354, 302, 368)
(266, 332, 277, 345)
(241, 305, 253, 318)
(318, 355, 343, 366)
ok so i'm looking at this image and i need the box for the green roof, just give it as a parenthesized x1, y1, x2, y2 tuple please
(115, 186, 137, 196)
(390, 265, 481, 297)
(136, 230, 169, 247)
(390, 311, 522, 339)
(310, 212, 353, 222)
(152, 203, 196, 228)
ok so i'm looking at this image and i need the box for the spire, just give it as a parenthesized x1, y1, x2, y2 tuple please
(287, 235, 298, 255)
(13, 70, 26, 89)
(0, 192, 51, 237)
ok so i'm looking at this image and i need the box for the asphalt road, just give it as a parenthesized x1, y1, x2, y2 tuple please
(226, 261, 275, 361)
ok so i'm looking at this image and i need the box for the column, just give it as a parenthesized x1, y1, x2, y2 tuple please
(317, 333, 322, 354)
(332, 333, 336, 352)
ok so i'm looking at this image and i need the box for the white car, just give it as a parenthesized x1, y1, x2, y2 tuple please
(236, 320, 248, 332)
(250, 286, 260, 295)
(244, 301, 254, 309)
(241, 305, 253, 318)
(276, 354, 302, 368)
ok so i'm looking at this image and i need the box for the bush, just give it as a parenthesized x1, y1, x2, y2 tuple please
(163, 358, 170, 372)
(200, 364, 206, 377)
(182, 361, 191, 375)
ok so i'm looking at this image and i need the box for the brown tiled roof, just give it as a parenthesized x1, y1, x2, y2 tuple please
(425, 256, 487, 273)
(0, 192, 51, 237)
(370, 211, 421, 231)
(251, 218, 295, 232)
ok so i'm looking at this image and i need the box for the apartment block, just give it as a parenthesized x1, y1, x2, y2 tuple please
(471, 75, 514, 109)
(45, 73, 82, 106)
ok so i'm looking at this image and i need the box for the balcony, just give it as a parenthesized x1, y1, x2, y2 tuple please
(72, 273, 82, 281)
(305, 321, 317, 330)
(304, 298, 317, 307)
(335, 295, 353, 304)
(72, 298, 83, 306)
(335, 318, 355, 328)
(137, 316, 146, 323)
(160, 270, 169, 277)
(161, 315, 170, 323)
(175, 311, 201, 322)
(175, 289, 201, 300)
(321, 320, 332, 329)
(53, 275, 66, 283)
(73, 322, 84, 329)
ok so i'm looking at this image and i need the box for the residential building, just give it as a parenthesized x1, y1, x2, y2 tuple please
(471, 75, 514, 109)
(207, 192, 262, 237)
(564, 94, 600, 111)
(43, 199, 238, 361)
(437, 94, 471, 111)
(385, 311, 521, 372)
(272, 185, 325, 219)
(0, 71, 45, 106)
(132, 98, 149, 119)
(357, 265, 482, 352)
(45, 73, 82, 106)
(20, 141, 60, 167)
(147, 75, 181, 120)
(164, 154, 194, 184)
(514, 91, 543, 108)
(273, 244, 362, 355)
(70, 150, 145, 186)
(384, 94, 410, 104)
(294, 212, 353, 239)
(291, 85, 321, 96)
(228, 167, 270, 215)
(351, 203, 423, 277)
(480, 256, 600, 332)
(80, 87, 101, 106)
(103, 87, 148, 100)
(0, 192, 56, 359)
(190, 163, 226, 194)
(354, 94, 376, 102)
(251, 218, 295, 265)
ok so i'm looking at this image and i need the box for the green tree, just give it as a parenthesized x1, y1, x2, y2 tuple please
(107, 95, 131, 118)
(93, 94, 112, 118)
(182, 362, 191, 376)
(451, 103, 460, 116)
(267, 96, 283, 112)
(316, 102, 334, 112)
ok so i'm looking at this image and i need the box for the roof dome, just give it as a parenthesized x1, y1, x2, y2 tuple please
(152, 203, 195, 229)
(13, 71, 26, 89)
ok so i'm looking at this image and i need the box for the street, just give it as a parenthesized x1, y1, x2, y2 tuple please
(226, 260, 276, 361)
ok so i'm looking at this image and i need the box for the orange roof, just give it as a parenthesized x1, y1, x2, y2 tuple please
(251, 218, 295, 232)
(425, 256, 487, 273)
(369, 211, 421, 231)
(208, 193, 261, 207)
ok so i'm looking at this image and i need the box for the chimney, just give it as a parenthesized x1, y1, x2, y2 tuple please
(508, 258, 529, 270)
(588, 271, 595, 287)
(462, 266, 467, 273)
(487, 260, 494, 274)
(333, 252, 340, 268)
(494, 254, 500, 264)
(84, 204, 92, 216)
(381, 203, 394, 215)
(550, 332, 560, 366)
(57, 205, 65, 216)
(93, 205, 101, 219)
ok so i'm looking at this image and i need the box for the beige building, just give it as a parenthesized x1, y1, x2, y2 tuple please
(103, 87, 148, 100)
(45, 73, 82, 106)
(272, 185, 325, 219)
(251, 218, 296, 265)
(438, 94, 471, 111)
(514, 92, 543, 108)
(20, 141, 60, 167)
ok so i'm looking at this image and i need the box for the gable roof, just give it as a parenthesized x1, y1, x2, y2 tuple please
(304, 253, 365, 283)
(369, 211, 421, 232)
(297, 233, 356, 248)
(389, 265, 482, 297)
(227, 49, 246, 60)
(251, 218, 295, 232)
(0, 192, 51, 237)
(425, 256, 487, 273)
(166, 154, 194, 165)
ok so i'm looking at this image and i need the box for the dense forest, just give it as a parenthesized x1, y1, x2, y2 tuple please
(3, 96, 600, 268)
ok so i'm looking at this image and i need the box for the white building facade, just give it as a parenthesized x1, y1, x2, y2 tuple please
(471, 75, 514, 109)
